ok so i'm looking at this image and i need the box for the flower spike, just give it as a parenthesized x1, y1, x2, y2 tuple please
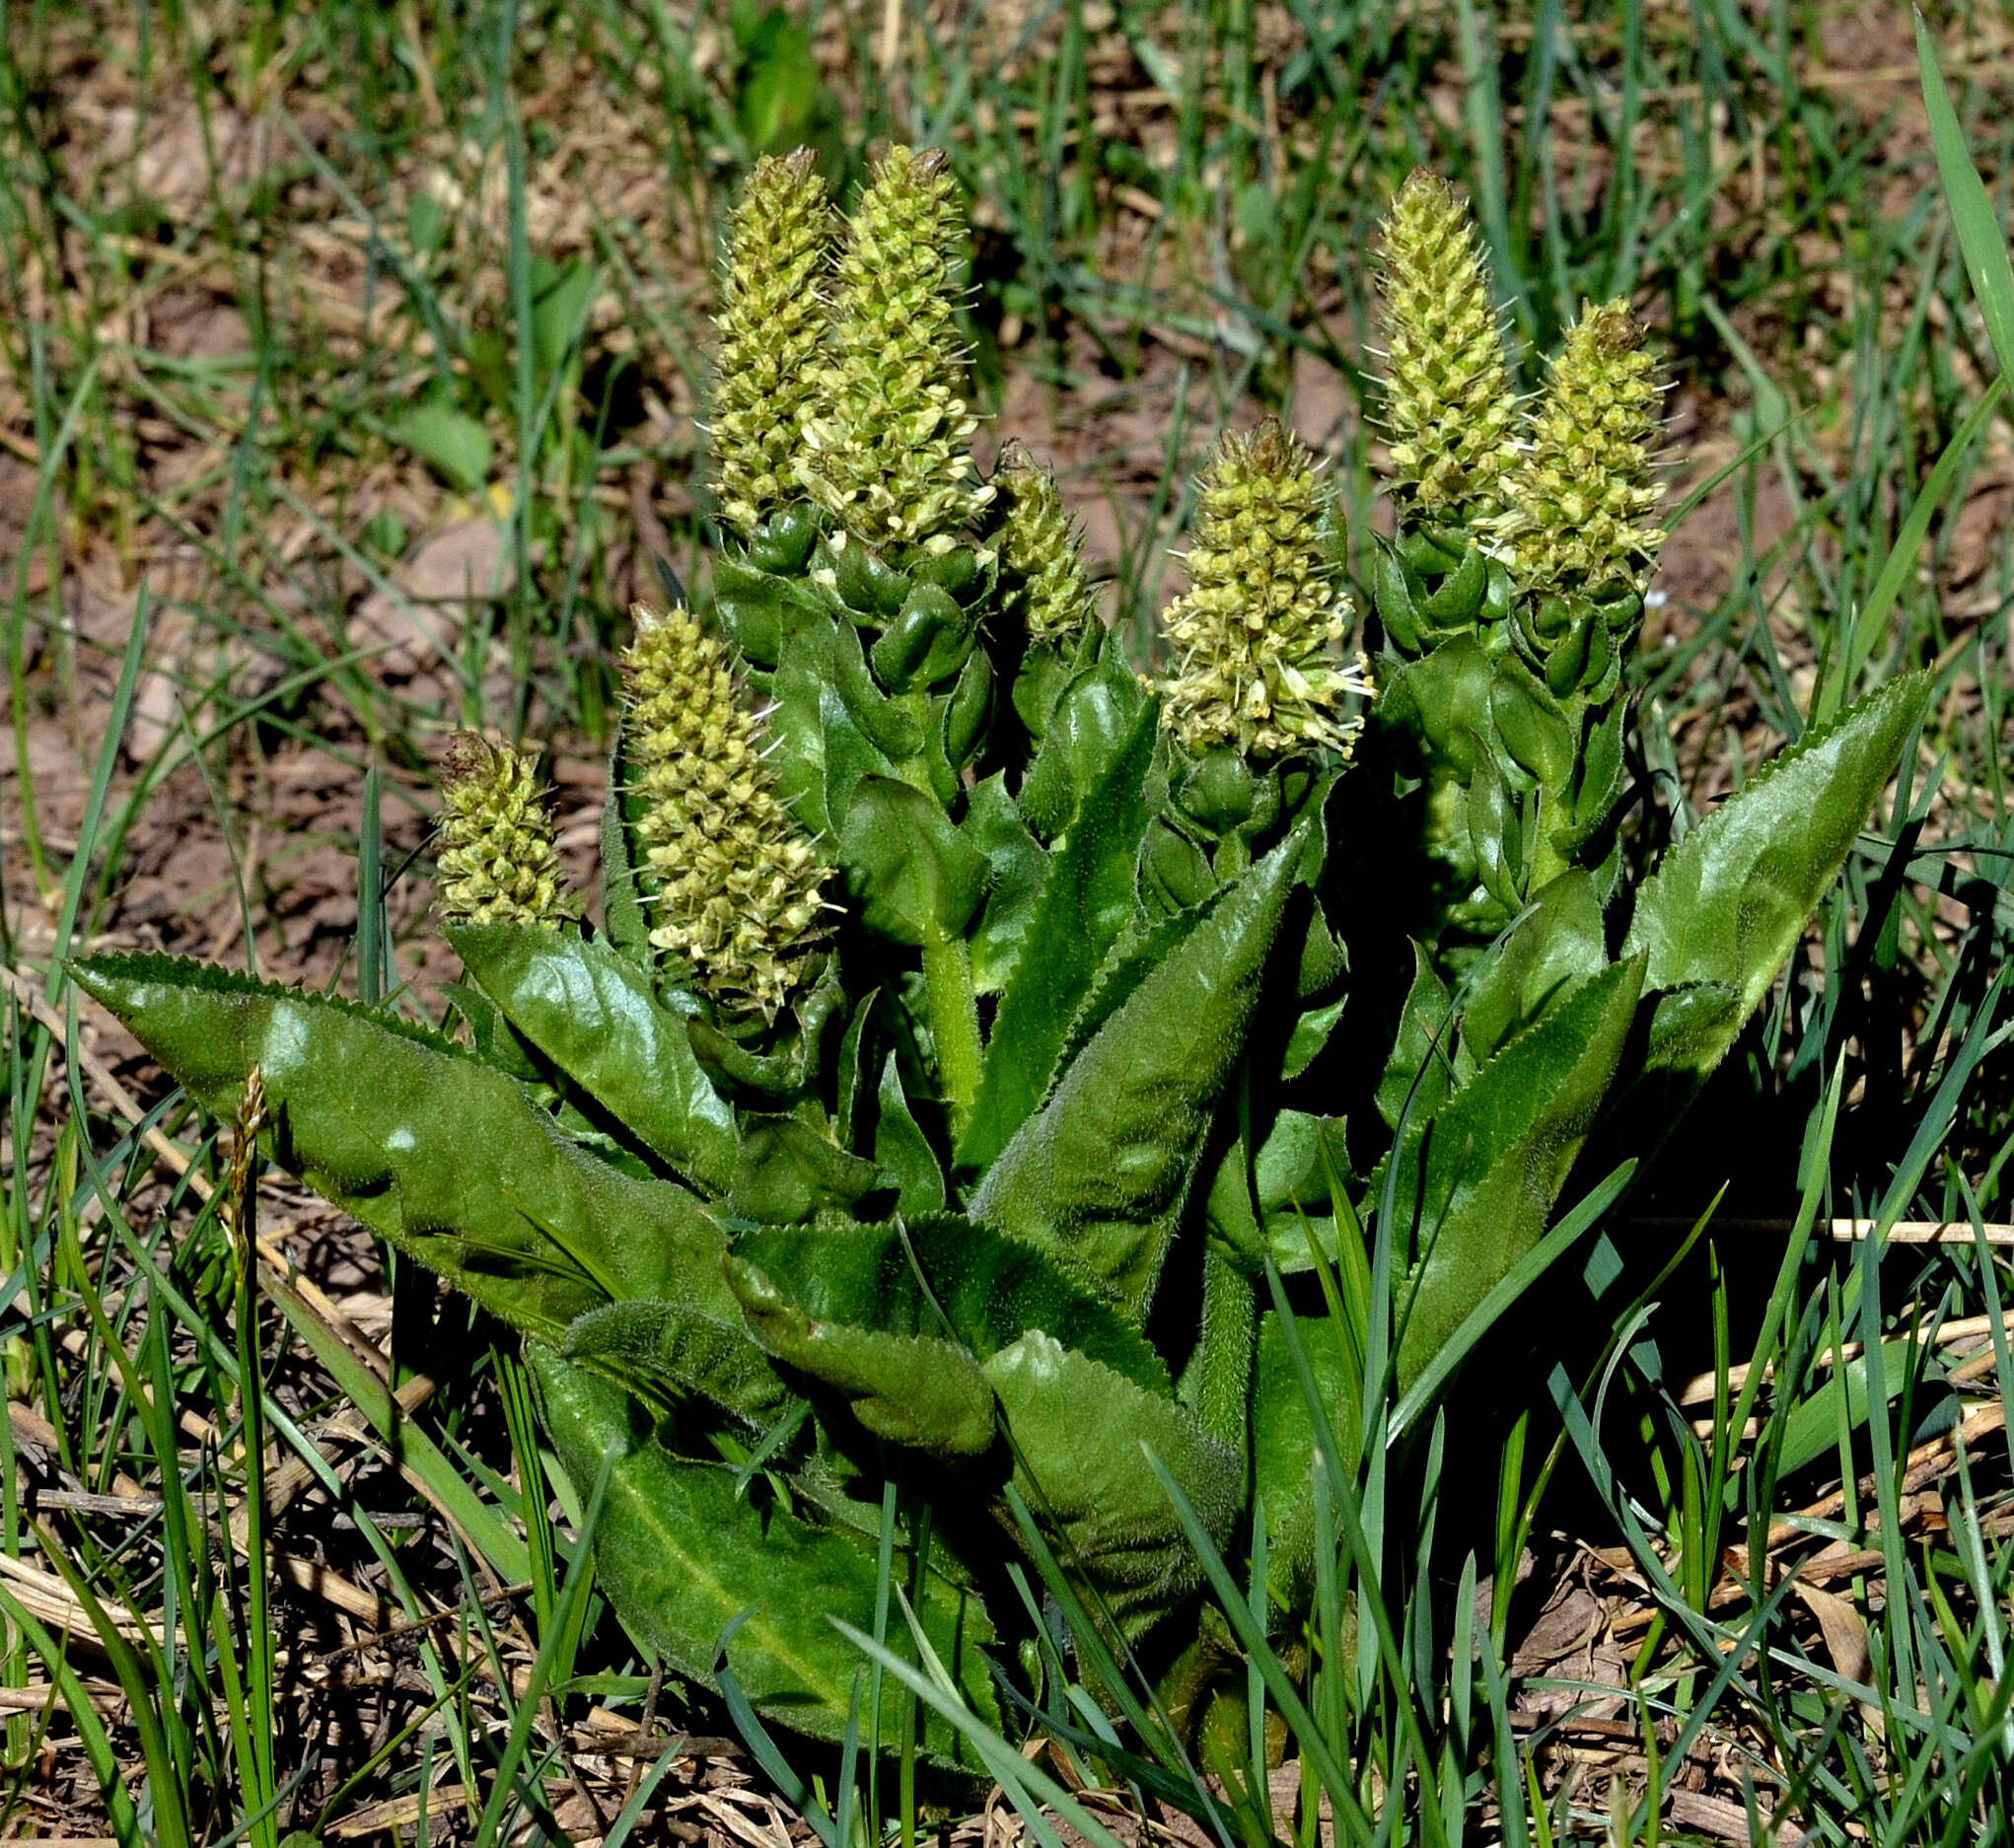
(436, 735, 578, 928)
(1488, 297, 1665, 600)
(1373, 171, 1520, 527)
(798, 145, 990, 552)
(996, 447, 1099, 648)
(621, 604, 832, 1016)
(709, 149, 835, 539)
(1157, 421, 1373, 761)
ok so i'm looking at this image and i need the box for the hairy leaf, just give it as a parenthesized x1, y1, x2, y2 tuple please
(723, 1215, 1171, 1398)
(983, 1331, 1241, 1639)
(962, 773, 1049, 995)
(730, 1115, 883, 1225)
(1252, 1311, 1361, 1608)
(71, 954, 726, 1335)
(1391, 956, 1645, 1384)
(840, 776, 989, 947)
(726, 1258, 996, 1454)
(959, 699, 1157, 1172)
(1622, 674, 1929, 1074)
(560, 1299, 792, 1425)
(450, 923, 739, 1193)
(971, 832, 1301, 1319)
(531, 1349, 999, 1758)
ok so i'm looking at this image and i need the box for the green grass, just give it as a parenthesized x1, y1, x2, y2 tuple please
(2, 0, 2012, 1839)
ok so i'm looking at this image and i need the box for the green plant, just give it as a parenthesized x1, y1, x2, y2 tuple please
(71, 150, 1929, 1763)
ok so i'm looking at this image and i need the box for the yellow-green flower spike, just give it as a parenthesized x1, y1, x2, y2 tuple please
(996, 447, 1099, 648)
(1157, 421, 1374, 760)
(1489, 298, 1665, 600)
(436, 734, 578, 928)
(798, 145, 990, 553)
(710, 148, 834, 538)
(1373, 171, 1520, 526)
(621, 604, 833, 1016)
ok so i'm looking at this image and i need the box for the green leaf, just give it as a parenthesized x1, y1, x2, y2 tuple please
(971, 831, 1302, 1319)
(1018, 657, 1146, 840)
(70, 954, 729, 1337)
(724, 1257, 996, 1455)
(1917, 13, 2014, 385)
(730, 1114, 883, 1224)
(559, 1299, 792, 1426)
(873, 1051, 947, 1216)
(439, 979, 545, 1083)
(450, 923, 739, 1194)
(870, 583, 977, 692)
(388, 401, 492, 494)
(1251, 1310, 1361, 1607)
(959, 699, 1157, 1172)
(1621, 674, 1930, 1075)
(1459, 870, 1609, 1065)
(1375, 944, 1456, 1132)
(962, 774, 1049, 996)
(530, 1348, 999, 1758)
(1488, 656, 1574, 786)
(713, 552, 830, 672)
(723, 1215, 1171, 1400)
(983, 1331, 1241, 1639)
(839, 776, 988, 947)
(1392, 957, 1645, 1385)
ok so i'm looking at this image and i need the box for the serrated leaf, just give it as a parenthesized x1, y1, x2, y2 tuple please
(730, 1114, 883, 1225)
(1459, 870, 1609, 1065)
(1251, 1310, 1361, 1608)
(1374, 943, 1456, 1132)
(971, 831, 1301, 1319)
(530, 1348, 999, 1759)
(725, 1255, 996, 1454)
(959, 700, 1157, 1173)
(1391, 956, 1645, 1384)
(983, 1331, 1240, 1639)
(71, 954, 727, 1337)
(1622, 674, 1929, 1076)
(560, 1299, 792, 1426)
(723, 1215, 1171, 1400)
(450, 923, 738, 1193)
(1018, 656, 1146, 840)
(962, 774, 1049, 995)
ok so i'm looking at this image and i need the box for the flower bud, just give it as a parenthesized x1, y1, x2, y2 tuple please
(1373, 171, 1520, 527)
(798, 146, 991, 552)
(621, 604, 833, 1015)
(436, 735, 578, 928)
(996, 447, 1099, 648)
(709, 149, 834, 539)
(1156, 421, 1373, 760)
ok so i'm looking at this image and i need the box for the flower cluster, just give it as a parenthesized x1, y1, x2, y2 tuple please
(621, 604, 832, 1015)
(435, 735, 577, 928)
(995, 447, 1099, 648)
(708, 150, 834, 538)
(1157, 421, 1372, 759)
(1373, 172, 1520, 528)
(1487, 298, 1666, 601)
(796, 146, 990, 552)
